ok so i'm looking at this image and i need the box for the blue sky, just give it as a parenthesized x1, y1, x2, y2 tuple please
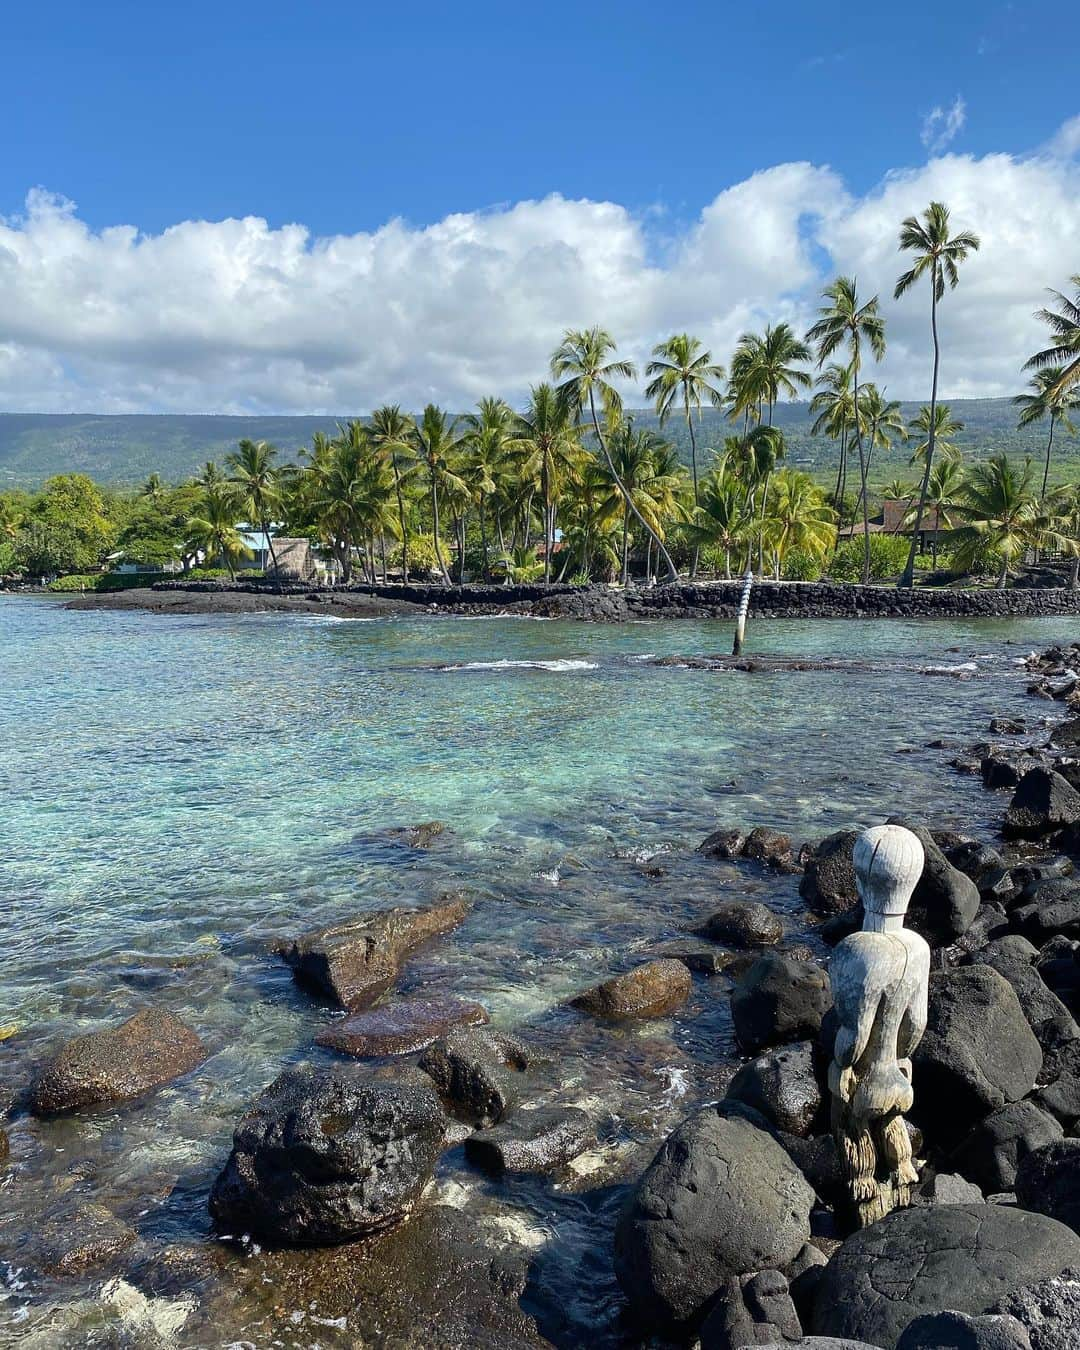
(3, 1, 1072, 235)
(0, 1, 1077, 412)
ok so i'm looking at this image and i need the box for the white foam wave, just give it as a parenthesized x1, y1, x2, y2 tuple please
(920, 661, 979, 676)
(440, 658, 598, 673)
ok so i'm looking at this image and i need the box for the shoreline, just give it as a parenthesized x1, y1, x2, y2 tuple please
(52, 577, 1080, 622)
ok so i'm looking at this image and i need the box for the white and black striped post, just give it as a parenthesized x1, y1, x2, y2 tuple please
(732, 566, 753, 656)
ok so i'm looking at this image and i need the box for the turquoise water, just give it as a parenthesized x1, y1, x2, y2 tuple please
(1, 596, 1075, 1344)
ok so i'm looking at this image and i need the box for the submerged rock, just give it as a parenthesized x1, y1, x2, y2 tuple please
(732, 953, 832, 1056)
(613, 1103, 814, 1330)
(315, 996, 489, 1057)
(744, 826, 795, 869)
(419, 1025, 529, 1126)
(209, 1064, 445, 1244)
(696, 900, 784, 948)
(31, 1008, 208, 1114)
(811, 1204, 1080, 1349)
(275, 893, 470, 1010)
(647, 939, 738, 975)
(698, 826, 747, 859)
(33, 1201, 137, 1276)
(464, 1106, 594, 1173)
(570, 959, 691, 1019)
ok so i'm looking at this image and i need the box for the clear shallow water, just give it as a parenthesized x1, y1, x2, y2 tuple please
(0, 596, 1076, 1345)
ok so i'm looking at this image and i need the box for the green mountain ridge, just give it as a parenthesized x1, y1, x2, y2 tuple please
(0, 400, 1072, 488)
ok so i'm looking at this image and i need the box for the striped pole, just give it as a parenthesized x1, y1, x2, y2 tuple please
(732, 566, 753, 656)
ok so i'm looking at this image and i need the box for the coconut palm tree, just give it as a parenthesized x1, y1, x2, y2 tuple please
(906, 455, 964, 569)
(807, 277, 887, 583)
(894, 202, 981, 587)
(908, 405, 964, 468)
(949, 455, 1056, 588)
(1014, 367, 1080, 501)
(412, 405, 466, 585)
(600, 419, 676, 585)
(1050, 484, 1080, 589)
(859, 385, 906, 470)
(307, 431, 398, 583)
(1025, 276, 1080, 405)
(644, 333, 725, 508)
(760, 469, 837, 578)
(185, 488, 250, 580)
(551, 327, 678, 582)
(141, 473, 164, 501)
(509, 384, 581, 583)
(810, 363, 856, 513)
(369, 405, 418, 579)
(683, 465, 746, 577)
(228, 439, 282, 582)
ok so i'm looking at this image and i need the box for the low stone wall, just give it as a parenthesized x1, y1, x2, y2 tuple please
(149, 577, 1080, 621)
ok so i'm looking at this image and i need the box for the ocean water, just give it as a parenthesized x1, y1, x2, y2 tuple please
(0, 596, 1075, 1345)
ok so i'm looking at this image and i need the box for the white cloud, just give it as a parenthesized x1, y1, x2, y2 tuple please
(1044, 114, 1080, 160)
(920, 96, 967, 154)
(0, 118, 1078, 414)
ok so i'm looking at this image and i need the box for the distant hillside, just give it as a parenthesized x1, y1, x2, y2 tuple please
(0, 400, 1074, 488)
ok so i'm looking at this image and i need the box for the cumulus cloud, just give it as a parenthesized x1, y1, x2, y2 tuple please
(0, 118, 1078, 414)
(920, 96, 967, 154)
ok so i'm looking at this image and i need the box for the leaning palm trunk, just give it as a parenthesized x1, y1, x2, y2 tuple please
(1042, 414, 1057, 503)
(901, 285, 940, 588)
(686, 392, 700, 579)
(588, 389, 679, 582)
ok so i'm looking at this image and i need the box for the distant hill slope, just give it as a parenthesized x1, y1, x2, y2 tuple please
(0, 400, 1073, 488)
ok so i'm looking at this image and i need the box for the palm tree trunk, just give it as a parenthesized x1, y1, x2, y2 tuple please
(542, 457, 551, 584)
(1041, 414, 1057, 502)
(622, 504, 630, 586)
(392, 459, 409, 580)
(588, 388, 678, 582)
(1071, 554, 1079, 590)
(261, 512, 283, 592)
(850, 356, 871, 587)
(901, 279, 941, 588)
(686, 388, 701, 580)
(998, 555, 1009, 589)
(430, 475, 451, 584)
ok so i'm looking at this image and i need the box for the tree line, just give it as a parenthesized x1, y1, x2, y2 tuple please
(2, 206, 1078, 591)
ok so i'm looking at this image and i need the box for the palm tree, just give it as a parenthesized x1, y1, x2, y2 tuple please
(859, 385, 906, 473)
(810, 363, 856, 514)
(186, 488, 250, 580)
(1025, 276, 1080, 405)
(683, 465, 746, 577)
(807, 277, 887, 583)
(307, 431, 398, 583)
(894, 201, 981, 587)
(141, 473, 163, 501)
(906, 456, 964, 569)
(228, 439, 282, 582)
(412, 405, 466, 585)
(949, 455, 1054, 588)
(551, 327, 678, 582)
(601, 419, 677, 585)
(760, 469, 837, 578)
(509, 385, 580, 584)
(1014, 367, 1080, 500)
(369, 405, 417, 579)
(1050, 484, 1080, 589)
(908, 405, 964, 467)
(644, 333, 725, 510)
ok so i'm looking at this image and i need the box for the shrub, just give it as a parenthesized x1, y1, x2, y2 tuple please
(47, 573, 103, 592)
(782, 548, 825, 582)
(827, 534, 910, 581)
(389, 534, 444, 579)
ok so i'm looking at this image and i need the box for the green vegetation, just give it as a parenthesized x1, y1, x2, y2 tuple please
(2, 203, 1078, 592)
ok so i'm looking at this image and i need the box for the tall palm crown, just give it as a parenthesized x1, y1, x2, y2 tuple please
(727, 323, 812, 427)
(893, 200, 980, 587)
(908, 405, 964, 465)
(369, 405, 418, 578)
(510, 384, 581, 583)
(644, 333, 725, 505)
(551, 327, 677, 582)
(1025, 276, 1080, 404)
(228, 438, 281, 579)
(806, 277, 886, 582)
(1015, 365, 1080, 500)
(412, 404, 466, 584)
